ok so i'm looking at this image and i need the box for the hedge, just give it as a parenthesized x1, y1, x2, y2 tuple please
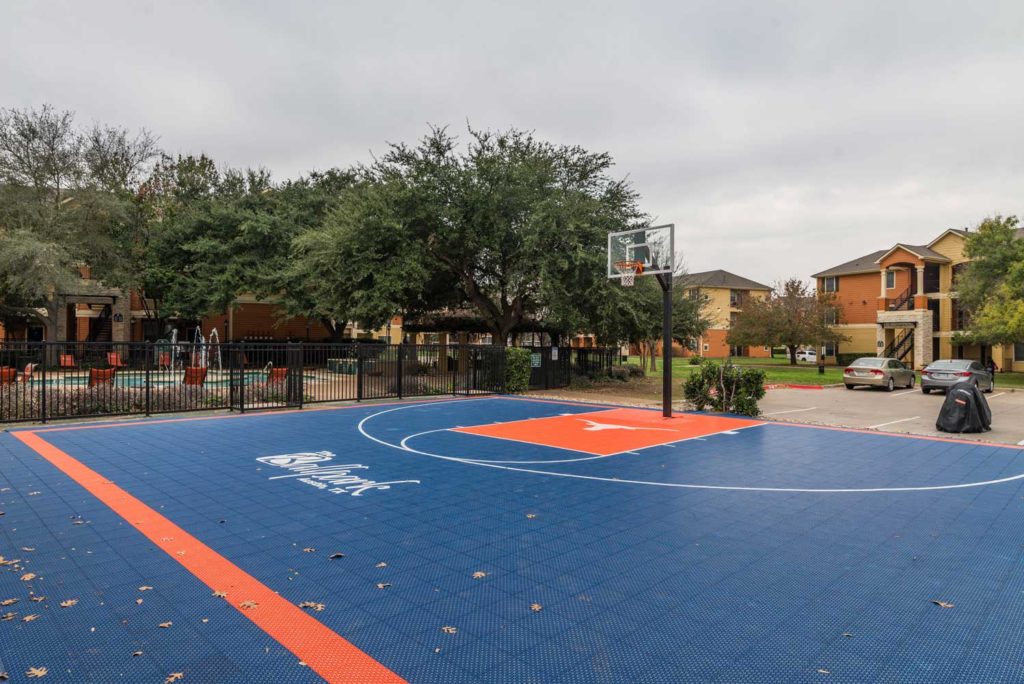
(505, 347, 532, 393)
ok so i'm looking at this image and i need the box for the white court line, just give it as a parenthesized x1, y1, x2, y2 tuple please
(764, 407, 817, 416)
(867, 416, 920, 429)
(357, 401, 1024, 494)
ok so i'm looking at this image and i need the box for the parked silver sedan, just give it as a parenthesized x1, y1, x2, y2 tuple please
(921, 359, 994, 394)
(844, 357, 916, 391)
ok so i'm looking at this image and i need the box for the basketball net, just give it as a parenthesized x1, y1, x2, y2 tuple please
(614, 260, 643, 287)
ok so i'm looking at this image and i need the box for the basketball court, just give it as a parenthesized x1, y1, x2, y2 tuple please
(3, 396, 1024, 682)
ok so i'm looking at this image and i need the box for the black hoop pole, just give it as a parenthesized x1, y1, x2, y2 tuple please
(656, 273, 673, 418)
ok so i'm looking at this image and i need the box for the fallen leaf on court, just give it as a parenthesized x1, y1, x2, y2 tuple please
(530, 603, 543, 613)
(30, 596, 46, 603)
(175, 551, 186, 556)
(59, 599, 78, 608)
(212, 590, 227, 598)
(0, 613, 16, 621)
(931, 600, 955, 609)
(164, 673, 184, 683)
(28, 491, 40, 496)
(0, 671, 8, 680)
(440, 626, 457, 634)
(159, 621, 173, 628)
(526, 513, 537, 519)
(0, 557, 18, 566)
(842, 632, 853, 638)
(817, 668, 830, 675)
(132, 651, 143, 657)
(22, 614, 39, 622)
(0, 599, 17, 606)
(21, 547, 35, 552)
(472, 571, 487, 579)
(376, 583, 391, 590)
(161, 537, 174, 542)
(201, 618, 208, 623)
(375, 562, 387, 568)
(298, 601, 325, 612)
(239, 601, 258, 610)
(26, 667, 47, 678)
(433, 648, 441, 654)
(139, 586, 153, 591)
(328, 552, 345, 559)
(298, 661, 308, 667)
(20, 573, 36, 581)
(72, 521, 84, 525)
(302, 547, 316, 553)
(136, 599, 144, 605)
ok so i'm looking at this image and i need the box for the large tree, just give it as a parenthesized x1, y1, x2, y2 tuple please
(951, 215, 1024, 346)
(727, 278, 847, 364)
(0, 105, 159, 327)
(290, 126, 646, 344)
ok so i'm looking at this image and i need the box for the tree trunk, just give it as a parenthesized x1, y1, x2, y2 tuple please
(788, 345, 798, 365)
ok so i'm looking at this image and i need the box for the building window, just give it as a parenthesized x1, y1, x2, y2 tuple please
(824, 308, 838, 325)
(885, 270, 896, 289)
(730, 290, 746, 307)
(1015, 342, 1024, 361)
(688, 289, 700, 300)
(824, 342, 837, 357)
(702, 343, 709, 352)
(822, 276, 838, 293)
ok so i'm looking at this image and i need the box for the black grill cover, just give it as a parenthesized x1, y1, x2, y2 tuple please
(935, 381, 992, 433)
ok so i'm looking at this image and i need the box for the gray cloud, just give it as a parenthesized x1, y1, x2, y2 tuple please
(3, 0, 1023, 283)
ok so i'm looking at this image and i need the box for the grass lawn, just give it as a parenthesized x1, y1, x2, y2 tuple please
(625, 356, 1024, 389)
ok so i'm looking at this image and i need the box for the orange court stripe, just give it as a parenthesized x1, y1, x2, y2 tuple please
(13, 430, 406, 684)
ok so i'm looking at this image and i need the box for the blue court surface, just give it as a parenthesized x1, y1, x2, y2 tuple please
(3, 396, 1024, 683)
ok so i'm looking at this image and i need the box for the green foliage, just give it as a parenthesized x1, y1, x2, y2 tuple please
(952, 215, 1024, 346)
(728, 278, 847, 365)
(683, 359, 766, 416)
(504, 347, 532, 393)
(290, 125, 646, 343)
(688, 355, 703, 365)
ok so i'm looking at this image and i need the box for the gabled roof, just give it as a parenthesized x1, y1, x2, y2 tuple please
(927, 228, 969, 248)
(677, 269, 771, 291)
(874, 243, 950, 264)
(811, 249, 888, 278)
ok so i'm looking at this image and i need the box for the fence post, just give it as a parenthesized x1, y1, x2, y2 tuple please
(145, 343, 152, 417)
(239, 343, 246, 414)
(396, 343, 404, 399)
(39, 343, 47, 424)
(472, 348, 478, 395)
(356, 346, 363, 401)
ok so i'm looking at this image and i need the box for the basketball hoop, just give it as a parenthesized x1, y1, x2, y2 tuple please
(614, 260, 644, 287)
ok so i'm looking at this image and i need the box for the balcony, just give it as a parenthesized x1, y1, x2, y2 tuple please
(886, 288, 914, 311)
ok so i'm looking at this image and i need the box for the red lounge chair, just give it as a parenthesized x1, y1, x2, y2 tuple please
(183, 367, 207, 387)
(158, 352, 171, 370)
(0, 367, 16, 385)
(88, 368, 117, 388)
(268, 367, 288, 384)
(107, 352, 128, 369)
(60, 354, 76, 369)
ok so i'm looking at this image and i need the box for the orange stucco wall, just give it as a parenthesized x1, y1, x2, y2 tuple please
(821, 269, 910, 325)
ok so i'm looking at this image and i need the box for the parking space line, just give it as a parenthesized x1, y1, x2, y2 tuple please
(890, 390, 917, 397)
(868, 416, 920, 429)
(764, 407, 818, 415)
(988, 392, 1006, 399)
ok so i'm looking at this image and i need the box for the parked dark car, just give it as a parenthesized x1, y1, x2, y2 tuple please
(921, 359, 994, 394)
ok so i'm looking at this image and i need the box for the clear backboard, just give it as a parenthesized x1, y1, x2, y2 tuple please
(607, 224, 675, 283)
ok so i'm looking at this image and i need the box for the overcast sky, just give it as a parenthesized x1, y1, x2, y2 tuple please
(3, 1, 1023, 284)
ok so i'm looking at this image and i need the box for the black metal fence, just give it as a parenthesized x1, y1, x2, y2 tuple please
(0, 341, 507, 424)
(525, 346, 620, 390)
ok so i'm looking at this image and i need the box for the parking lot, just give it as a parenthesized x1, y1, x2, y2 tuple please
(760, 384, 1024, 445)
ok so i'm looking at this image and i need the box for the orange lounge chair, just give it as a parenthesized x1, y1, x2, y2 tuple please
(88, 368, 117, 388)
(158, 352, 171, 369)
(183, 367, 208, 387)
(268, 367, 288, 384)
(60, 354, 77, 369)
(107, 352, 128, 369)
(0, 367, 16, 385)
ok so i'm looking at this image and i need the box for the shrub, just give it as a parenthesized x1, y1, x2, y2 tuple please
(505, 347, 532, 393)
(621, 363, 646, 378)
(608, 366, 631, 382)
(688, 356, 703, 365)
(682, 360, 766, 416)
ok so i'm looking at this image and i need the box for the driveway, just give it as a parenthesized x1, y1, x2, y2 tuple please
(760, 385, 1024, 445)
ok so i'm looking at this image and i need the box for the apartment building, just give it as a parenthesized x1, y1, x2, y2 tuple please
(812, 228, 1024, 371)
(679, 270, 772, 358)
